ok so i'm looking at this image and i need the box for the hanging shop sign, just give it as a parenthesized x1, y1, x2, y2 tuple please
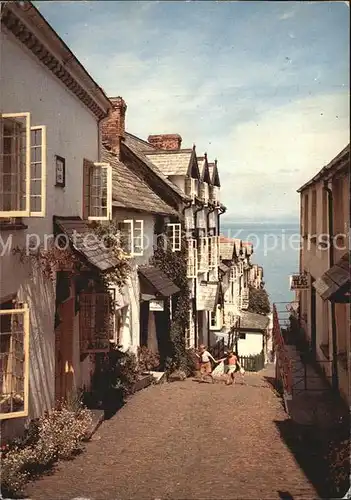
(289, 274, 309, 290)
(149, 299, 164, 311)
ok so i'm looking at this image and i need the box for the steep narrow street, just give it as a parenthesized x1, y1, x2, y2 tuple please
(26, 369, 319, 500)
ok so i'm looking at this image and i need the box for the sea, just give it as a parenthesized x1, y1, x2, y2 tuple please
(220, 221, 300, 306)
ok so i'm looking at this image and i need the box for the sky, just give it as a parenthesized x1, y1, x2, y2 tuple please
(35, 1, 350, 223)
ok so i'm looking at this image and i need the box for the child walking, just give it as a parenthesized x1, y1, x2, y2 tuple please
(195, 344, 219, 383)
(218, 350, 244, 385)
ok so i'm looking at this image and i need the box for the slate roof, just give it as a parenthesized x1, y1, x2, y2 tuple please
(297, 144, 349, 193)
(138, 266, 180, 297)
(208, 161, 221, 187)
(239, 311, 270, 332)
(197, 156, 211, 183)
(102, 145, 176, 216)
(124, 133, 187, 200)
(145, 150, 193, 176)
(54, 216, 119, 271)
(313, 251, 350, 301)
(196, 281, 220, 311)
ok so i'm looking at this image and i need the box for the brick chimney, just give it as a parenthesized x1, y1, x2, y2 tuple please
(147, 134, 182, 151)
(101, 96, 127, 157)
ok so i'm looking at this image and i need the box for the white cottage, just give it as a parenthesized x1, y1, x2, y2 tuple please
(0, 1, 113, 435)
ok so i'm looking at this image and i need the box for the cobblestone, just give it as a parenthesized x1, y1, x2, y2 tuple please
(25, 369, 319, 500)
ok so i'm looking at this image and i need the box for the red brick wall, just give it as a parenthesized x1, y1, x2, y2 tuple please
(147, 134, 182, 150)
(101, 96, 127, 157)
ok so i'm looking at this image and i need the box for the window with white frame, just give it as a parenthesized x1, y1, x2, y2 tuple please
(167, 223, 181, 252)
(83, 160, 112, 221)
(117, 219, 144, 257)
(209, 236, 219, 268)
(187, 239, 197, 278)
(0, 301, 29, 420)
(1, 113, 46, 218)
(198, 237, 209, 272)
(230, 266, 237, 281)
(185, 308, 195, 348)
(210, 305, 222, 330)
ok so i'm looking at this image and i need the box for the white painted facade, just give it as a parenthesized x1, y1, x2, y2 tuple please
(237, 332, 264, 356)
(0, 12, 110, 434)
(110, 208, 159, 354)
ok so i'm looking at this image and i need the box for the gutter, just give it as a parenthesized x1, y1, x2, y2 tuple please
(323, 181, 338, 392)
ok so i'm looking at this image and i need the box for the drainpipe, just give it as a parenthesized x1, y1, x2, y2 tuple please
(194, 203, 204, 346)
(206, 205, 216, 347)
(181, 199, 197, 346)
(323, 181, 338, 392)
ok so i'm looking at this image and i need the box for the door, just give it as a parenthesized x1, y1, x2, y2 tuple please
(310, 276, 316, 358)
(55, 276, 75, 402)
(140, 301, 149, 347)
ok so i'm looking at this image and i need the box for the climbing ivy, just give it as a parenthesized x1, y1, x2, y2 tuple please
(90, 221, 130, 289)
(247, 285, 271, 315)
(152, 235, 191, 372)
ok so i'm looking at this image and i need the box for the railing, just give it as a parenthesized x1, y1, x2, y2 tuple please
(272, 303, 292, 397)
(238, 351, 265, 372)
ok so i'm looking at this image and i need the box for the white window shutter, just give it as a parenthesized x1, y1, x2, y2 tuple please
(0, 112, 31, 217)
(88, 162, 112, 221)
(30, 125, 46, 216)
(133, 219, 144, 256)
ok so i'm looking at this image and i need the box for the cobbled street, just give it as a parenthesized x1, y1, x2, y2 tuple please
(25, 369, 319, 500)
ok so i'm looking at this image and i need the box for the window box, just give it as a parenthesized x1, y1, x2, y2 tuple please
(1, 112, 46, 218)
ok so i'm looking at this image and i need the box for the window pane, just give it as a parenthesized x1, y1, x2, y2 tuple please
(1, 116, 27, 212)
(0, 308, 26, 416)
(89, 165, 108, 218)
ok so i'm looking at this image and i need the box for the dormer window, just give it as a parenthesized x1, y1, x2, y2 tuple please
(184, 177, 198, 201)
(200, 182, 209, 205)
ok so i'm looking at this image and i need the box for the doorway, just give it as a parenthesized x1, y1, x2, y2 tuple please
(55, 273, 75, 402)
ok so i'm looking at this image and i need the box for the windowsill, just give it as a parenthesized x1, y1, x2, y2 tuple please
(319, 343, 330, 360)
(0, 220, 28, 231)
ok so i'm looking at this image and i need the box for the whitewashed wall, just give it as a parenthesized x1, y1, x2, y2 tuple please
(112, 208, 155, 266)
(237, 333, 263, 356)
(0, 29, 101, 430)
